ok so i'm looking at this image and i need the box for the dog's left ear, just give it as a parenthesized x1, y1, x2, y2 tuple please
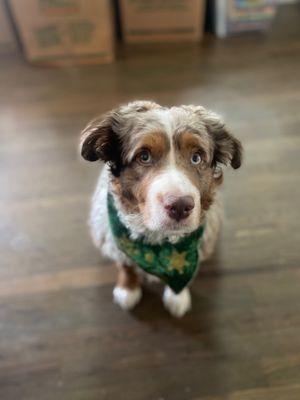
(192, 107, 243, 169)
(208, 120, 243, 169)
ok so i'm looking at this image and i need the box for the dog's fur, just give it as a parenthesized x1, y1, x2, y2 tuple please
(81, 101, 242, 317)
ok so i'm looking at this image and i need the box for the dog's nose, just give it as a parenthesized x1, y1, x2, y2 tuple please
(163, 196, 195, 222)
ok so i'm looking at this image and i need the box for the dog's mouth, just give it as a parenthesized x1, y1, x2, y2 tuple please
(162, 219, 192, 232)
(141, 209, 199, 235)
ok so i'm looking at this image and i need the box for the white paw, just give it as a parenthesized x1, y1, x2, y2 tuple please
(163, 287, 191, 318)
(113, 286, 142, 311)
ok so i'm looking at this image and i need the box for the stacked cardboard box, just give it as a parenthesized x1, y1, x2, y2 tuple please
(8, 0, 115, 66)
(7, 0, 207, 66)
(119, 0, 205, 43)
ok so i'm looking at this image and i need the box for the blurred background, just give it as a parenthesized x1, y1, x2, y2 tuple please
(0, 1, 299, 399)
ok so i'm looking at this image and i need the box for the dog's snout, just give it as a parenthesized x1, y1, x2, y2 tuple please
(163, 195, 195, 222)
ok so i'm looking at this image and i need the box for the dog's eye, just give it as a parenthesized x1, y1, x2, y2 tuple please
(191, 152, 202, 165)
(137, 149, 152, 165)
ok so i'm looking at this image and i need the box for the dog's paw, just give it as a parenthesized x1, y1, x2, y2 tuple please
(113, 286, 142, 310)
(163, 287, 191, 318)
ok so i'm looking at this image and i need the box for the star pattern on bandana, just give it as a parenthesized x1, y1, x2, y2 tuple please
(168, 250, 189, 274)
(144, 252, 155, 263)
(118, 235, 139, 257)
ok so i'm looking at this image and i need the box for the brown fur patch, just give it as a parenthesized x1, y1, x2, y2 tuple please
(175, 130, 213, 165)
(111, 132, 169, 214)
(126, 131, 169, 163)
(116, 264, 140, 289)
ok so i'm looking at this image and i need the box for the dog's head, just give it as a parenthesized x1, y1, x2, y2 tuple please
(81, 101, 242, 236)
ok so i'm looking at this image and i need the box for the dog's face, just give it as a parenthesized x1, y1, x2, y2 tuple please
(81, 101, 242, 235)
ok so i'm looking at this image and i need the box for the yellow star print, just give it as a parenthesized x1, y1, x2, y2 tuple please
(119, 236, 139, 257)
(144, 252, 155, 263)
(168, 250, 188, 274)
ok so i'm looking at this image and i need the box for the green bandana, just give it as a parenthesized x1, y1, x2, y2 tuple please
(107, 194, 205, 294)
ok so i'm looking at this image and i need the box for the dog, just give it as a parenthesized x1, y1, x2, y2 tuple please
(80, 101, 242, 317)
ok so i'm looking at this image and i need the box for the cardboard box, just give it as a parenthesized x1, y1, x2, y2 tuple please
(120, 0, 205, 43)
(8, 0, 115, 66)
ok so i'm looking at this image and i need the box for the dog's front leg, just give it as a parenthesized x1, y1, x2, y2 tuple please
(163, 287, 191, 318)
(113, 264, 142, 310)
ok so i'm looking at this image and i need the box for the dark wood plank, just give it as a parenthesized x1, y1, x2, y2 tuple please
(0, 4, 299, 400)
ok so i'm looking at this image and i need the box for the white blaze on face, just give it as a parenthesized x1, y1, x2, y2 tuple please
(142, 108, 201, 232)
(145, 167, 200, 232)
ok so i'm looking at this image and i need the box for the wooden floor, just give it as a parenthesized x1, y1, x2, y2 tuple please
(0, 5, 300, 400)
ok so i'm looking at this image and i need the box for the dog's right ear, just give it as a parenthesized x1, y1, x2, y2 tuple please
(80, 111, 121, 164)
